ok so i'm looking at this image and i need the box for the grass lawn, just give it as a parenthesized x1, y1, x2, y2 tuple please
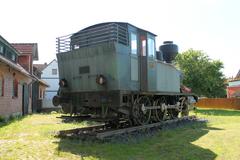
(0, 108, 240, 160)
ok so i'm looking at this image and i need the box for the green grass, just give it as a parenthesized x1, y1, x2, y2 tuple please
(0, 109, 240, 160)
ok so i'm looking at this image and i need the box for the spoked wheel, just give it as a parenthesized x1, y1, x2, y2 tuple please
(132, 96, 152, 125)
(153, 97, 167, 122)
(168, 109, 179, 119)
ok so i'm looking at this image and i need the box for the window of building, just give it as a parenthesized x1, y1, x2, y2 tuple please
(39, 88, 43, 99)
(148, 37, 155, 58)
(12, 78, 18, 98)
(131, 33, 137, 54)
(0, 45, 4, 54)
(11, 53, 16, 62)
(0, 76, 4, 96)
(6, 50, 12, 60)
(52, 69, 57, 75)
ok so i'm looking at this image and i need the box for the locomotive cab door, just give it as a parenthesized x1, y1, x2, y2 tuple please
(139, 32, 148, 91)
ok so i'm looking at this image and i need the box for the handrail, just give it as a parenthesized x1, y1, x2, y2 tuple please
(56, 23, 129, 54)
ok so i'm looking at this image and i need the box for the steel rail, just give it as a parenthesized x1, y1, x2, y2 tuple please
(57, 115, 203, 140)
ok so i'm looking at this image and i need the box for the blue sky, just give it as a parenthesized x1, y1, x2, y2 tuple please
(1, 0, 239, 77)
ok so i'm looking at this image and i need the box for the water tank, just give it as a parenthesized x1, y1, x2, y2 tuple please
(159, 41, 178, 63)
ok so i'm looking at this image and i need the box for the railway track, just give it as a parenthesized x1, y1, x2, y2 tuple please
(57, 115, 206, 141)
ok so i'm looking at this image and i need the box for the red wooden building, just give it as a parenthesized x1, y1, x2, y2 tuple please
(227, 70, 240, 98)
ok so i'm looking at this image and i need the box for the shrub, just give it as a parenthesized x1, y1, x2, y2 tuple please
(0, 116, 5, 123)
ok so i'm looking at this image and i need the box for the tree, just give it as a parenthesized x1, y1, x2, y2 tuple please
(175, 49, 226, 98)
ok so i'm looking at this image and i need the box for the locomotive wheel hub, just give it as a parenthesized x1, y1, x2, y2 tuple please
(141, 104, 147, 113)
(132, 96, 152, 125)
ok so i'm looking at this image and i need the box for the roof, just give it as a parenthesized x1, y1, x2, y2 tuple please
(0, 54, 32, 78)
(78, 22, 157, 36)
(38, 79, 49, 87)
(38, 59, 57, 71)
(34, 59, 57, 70)
(33, 63, 48, 72)
(31, 74, 49, 87)
(236, 70, 240, 79)
(229, 78, 240, 82)
(57, 22, 157, 53)
(0, 35, 20, 56)
(11, 43, 39, 60)
(228, 70, 240, 82)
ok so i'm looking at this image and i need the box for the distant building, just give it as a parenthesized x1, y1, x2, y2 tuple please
(33, 63, 48, 78)
(227, 70, 240, 98)
(236, 70, 240, 79)
(32, 64, 49, 112)
(34, 59, 59, 108)
(0, 36, 33, 118)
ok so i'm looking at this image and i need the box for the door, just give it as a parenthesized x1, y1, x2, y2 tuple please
(139, 33, 148, 91)
(22, 83, 29, 115)
(31, 82, 39, 113)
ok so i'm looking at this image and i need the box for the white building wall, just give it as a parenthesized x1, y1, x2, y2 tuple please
(41, 59, 59, 108)
(43, 79, 59, 91)
(41, 60, 59, 78)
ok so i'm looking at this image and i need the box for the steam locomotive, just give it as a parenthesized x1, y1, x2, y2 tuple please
(53, 22, 197, 125)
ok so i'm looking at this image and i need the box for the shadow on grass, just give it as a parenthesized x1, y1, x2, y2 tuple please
(0, 115, 26, 128)
(55, 121, 218, 160)
(195, 108, 240, 116)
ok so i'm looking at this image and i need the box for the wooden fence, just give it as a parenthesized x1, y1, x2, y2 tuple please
(196, 98, 240, 110)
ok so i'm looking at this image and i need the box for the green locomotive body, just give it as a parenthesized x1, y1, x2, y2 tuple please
(53, 22, 197, 125)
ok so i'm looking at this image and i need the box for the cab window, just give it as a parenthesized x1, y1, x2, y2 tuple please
(130, 32, 137, 54)
(148, 37, 155, 58)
